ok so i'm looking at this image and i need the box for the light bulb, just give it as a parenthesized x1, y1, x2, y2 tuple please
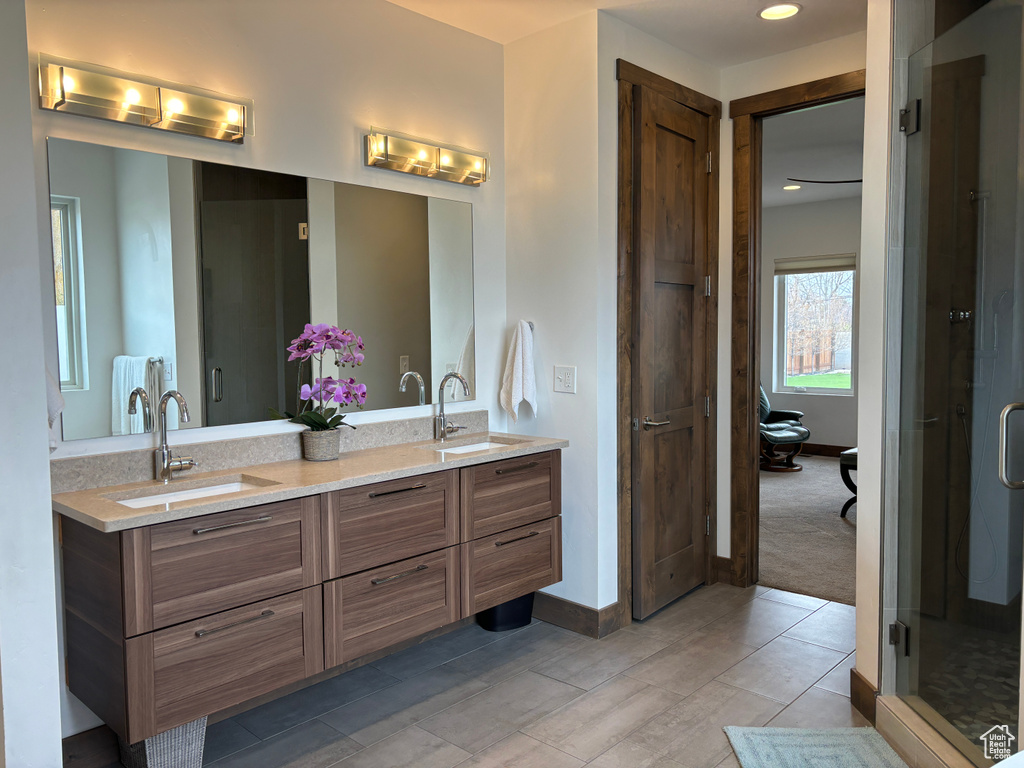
(124, 88, 141, 105)
(441, 155, 451, 165)
(783, 184, 801, 191)
(417, 150, 428, 160)
(166, 97, 184, 115)
(474, 161, 482, 170)
(62, 75, 75, 91)
(227, 108, 239, 123)
(759, 3, 801, 20)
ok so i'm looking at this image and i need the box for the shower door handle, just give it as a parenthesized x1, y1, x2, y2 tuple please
(212, 367, 224, 403)
(998, 402, 1024, 489)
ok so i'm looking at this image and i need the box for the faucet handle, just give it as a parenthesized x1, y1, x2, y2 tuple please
(170, 456, 198, 472)
(446, 422, 467, 435)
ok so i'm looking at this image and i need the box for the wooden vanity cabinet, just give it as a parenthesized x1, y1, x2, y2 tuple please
(461, 450, 560, 540)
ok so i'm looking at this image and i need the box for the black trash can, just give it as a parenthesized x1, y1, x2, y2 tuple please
(476, 592, 535, 632)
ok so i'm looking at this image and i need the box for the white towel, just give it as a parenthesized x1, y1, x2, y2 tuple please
(500, 320, 536, 423)
(46, 366, 65, 452)
(112, 355, 154, 435)
(451, 323, 475, 402)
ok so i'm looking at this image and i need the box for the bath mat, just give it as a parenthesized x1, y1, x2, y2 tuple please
(724, 726, 907, 767)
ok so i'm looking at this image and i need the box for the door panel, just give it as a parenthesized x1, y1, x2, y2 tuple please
(633, 85, 709, 620)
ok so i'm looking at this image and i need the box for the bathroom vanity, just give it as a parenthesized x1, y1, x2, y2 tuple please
(53, 434, 564, 747)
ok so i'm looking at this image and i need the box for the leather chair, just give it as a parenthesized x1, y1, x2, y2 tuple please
(759, 386, 810, 472)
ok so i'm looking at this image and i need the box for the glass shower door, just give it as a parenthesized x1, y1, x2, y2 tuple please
(895, 1, 1024, 764)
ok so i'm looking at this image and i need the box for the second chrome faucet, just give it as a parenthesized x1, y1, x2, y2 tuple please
(435, 372, 470, 441)
(155, 390, 197, 483)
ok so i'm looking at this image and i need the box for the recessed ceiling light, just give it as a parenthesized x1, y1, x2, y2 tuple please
(760, 3, 801, 20)
(783, 184, 801, 191)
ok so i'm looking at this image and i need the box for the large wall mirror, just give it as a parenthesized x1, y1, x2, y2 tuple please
(46, 138, 475, 441)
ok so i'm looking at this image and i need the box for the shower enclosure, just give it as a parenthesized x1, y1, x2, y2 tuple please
(892, 0, 1024, 763)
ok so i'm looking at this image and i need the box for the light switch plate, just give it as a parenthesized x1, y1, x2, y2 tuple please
(400, 355, 409, 374)
(554, 365, 576, 394)
(163, 362, 174, 381)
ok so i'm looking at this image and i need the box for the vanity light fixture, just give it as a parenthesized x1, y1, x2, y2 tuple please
(783, 184, 802, 191)
(759, 3, 802, 20)
(365, 128, 489, 186)
(38, 54, 250, 144)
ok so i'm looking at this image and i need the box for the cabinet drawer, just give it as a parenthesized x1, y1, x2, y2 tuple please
(461, 451, 560, 541)
(323, 470, 458, 579)
(325, 547, 461, 667)
(125, 587, 323, 743)
(462, 516, 562, 615)
(122, 496, 321, 635)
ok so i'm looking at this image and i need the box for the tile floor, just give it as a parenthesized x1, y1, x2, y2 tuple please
(192, 583, 866, 767)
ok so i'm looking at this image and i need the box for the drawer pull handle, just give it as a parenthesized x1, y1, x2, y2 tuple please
(371, 563, 428, 585)
(495, 530, 540, 547)
(195, 609, 275, 638)
(495, 461, 539, 475)
(193, 516, 273, 535)
(368, 483, 427, 498)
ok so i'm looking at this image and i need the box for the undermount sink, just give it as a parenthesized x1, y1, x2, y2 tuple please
(104, 474, 281, 509)
(430, 436, 528, 455)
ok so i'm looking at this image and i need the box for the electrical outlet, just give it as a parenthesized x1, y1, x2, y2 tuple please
(554, 365, 577, 394)
(163, 362, 174, 381)
(400, 355, 409, 374)
(447, 363, 457, 373)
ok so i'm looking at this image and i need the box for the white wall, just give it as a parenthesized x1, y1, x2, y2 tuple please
(716, 31, 869, 557)
(168, 155, 202, 424)
(760, 197, 862, 447)
(25, 0, 506, 738)
(0, 1, 65, 763)
(31, 0, 507, 462)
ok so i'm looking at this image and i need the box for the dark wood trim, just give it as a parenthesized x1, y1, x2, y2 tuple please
(62, 725, 119, 768)
(616, 59, 722, 118)
(728, 72, 866, 588)
(851, 667, 878, 725)
(729, 70, 866, 119)
(714, 556, 736, 586)
(802, 443, 855, 458)
(533, 592, 628, 639)
(617, 60, 721, 621)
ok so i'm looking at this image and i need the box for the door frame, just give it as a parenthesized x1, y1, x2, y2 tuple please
(615, 60, 722, 630)
(728, 70, 866, 587)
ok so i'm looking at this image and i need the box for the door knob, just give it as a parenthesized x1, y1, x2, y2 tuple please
(642, 417, 670, 430)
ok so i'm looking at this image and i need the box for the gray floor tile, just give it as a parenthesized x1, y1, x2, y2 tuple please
(371, 624, 508, 680)
(625, 630, 758, 697)
(714, 635, 847, 704)
(456, 732, 585, 767)
(532, 629, 669, 690)
(687, 584, 764, 605)
(698, 598, 813, 648)
(234, 664, 400, 739)
(335, 726, 470, 768)
(623, 596, 746, 645)
(443, 621, 591, 685)
(815, 652, 856, 697)
(627, 681, 783, 768)
(588, 741, 686, 768)
(202, 718, 259, 764)
(205, 720, 360, 768)
(714, 754, 741, 768)
(758, 589, 828, 611)
(319, 666, 492, 747)
(523, 675, 680, 761)
(420, 671, 583, 753)
(767, 686, 871, 728)
(783, 601, 856, 653)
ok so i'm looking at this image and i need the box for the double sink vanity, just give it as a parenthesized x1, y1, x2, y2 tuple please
(53, 432, 565, 749)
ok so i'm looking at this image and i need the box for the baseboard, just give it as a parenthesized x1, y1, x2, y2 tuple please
(63, 725, 118, 768)
(714, 556, 736, 585)
(802, 443, 854, 458)
(876, 696, 978, 768)
(850, 668, 877, 725)
(533, 592, 627, 639)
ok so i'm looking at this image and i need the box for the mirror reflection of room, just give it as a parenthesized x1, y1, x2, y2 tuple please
(756, 96, 864, 606)
(46, 138, 475, 441)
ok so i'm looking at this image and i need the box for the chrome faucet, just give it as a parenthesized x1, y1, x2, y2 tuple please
(155, 390, 197, 483)
(399, 370, 426, 406)
(435, 372, 470, 441)
(127, 387, 153, 433)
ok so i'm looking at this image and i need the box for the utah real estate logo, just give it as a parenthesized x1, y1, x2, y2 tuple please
(981, 725, 1015, 761)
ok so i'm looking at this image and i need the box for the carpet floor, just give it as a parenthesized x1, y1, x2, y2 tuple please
(758, 455, 856, 605)
(724, 726, 906, 767)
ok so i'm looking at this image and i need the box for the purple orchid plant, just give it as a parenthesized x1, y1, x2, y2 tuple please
(270, 323, 367, 431)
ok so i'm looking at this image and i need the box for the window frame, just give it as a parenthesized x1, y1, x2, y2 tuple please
(51, 196, 88, 391)
(773, 253, 857, 397)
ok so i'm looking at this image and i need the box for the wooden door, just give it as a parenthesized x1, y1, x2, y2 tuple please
(632, 86, 709, 620)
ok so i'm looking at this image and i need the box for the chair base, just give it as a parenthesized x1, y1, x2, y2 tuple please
(760, 440, 804, 472)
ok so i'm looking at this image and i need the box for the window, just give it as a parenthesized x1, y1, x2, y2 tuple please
(774, 254, 855, 394)
(51, 197, 87, 389)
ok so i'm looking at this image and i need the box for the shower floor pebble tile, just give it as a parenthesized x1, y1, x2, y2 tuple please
(202, 587, 863, 768)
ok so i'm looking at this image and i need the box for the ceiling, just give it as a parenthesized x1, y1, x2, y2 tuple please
(762, 96, 865, 208)
(384, 0, 867, 67)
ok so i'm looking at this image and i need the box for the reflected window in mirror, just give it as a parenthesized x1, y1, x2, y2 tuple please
(51, 196, 87, 391)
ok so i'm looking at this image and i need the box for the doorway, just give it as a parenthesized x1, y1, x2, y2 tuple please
(615, 61, 721, 623)
(728, 71, 866, 589)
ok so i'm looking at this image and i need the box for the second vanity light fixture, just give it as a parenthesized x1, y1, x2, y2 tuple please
(38, 54, 250, 144)
(365, 127, 489, 186)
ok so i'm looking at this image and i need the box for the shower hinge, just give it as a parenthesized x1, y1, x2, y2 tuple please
(899, 100, 921, 136)
(889, 620, 910, 657)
